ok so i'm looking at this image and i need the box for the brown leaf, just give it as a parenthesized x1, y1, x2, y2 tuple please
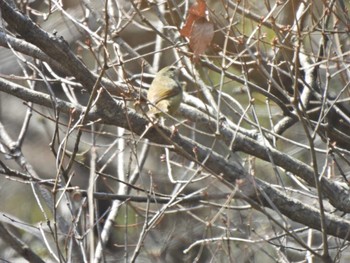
(189, 17, 214, 62)
(189, 0, 207, 17)
(180, 13, 197, 37)
(180, 0, 207, 37)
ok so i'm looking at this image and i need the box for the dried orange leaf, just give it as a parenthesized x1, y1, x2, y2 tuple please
(189, 0, 207, 17)
(180, 13, 197, 37)
(180, 0, 208, 37)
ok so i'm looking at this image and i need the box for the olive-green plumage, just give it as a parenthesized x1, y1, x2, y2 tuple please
(147, 66, 183, 117)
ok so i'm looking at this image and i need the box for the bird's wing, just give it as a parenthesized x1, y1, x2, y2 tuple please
(148, 77, 179, 100)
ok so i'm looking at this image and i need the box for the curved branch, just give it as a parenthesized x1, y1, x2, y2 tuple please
(1, 77, 350, 242)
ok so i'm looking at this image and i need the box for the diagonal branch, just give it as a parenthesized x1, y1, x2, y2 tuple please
(1, 76, 350, 242)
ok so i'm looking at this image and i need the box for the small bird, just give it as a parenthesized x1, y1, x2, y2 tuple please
(147, 66, 183, 117)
